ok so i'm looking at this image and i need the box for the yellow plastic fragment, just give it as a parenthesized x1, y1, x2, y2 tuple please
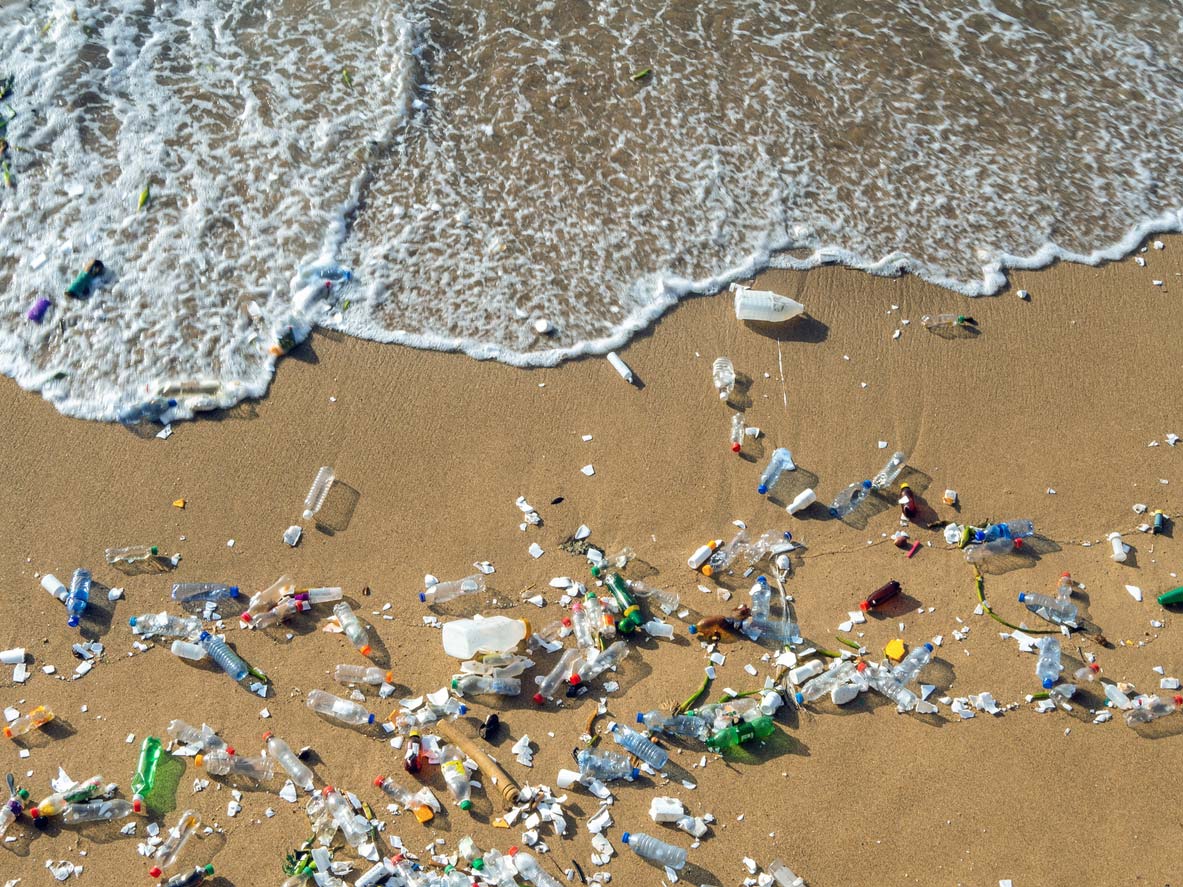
(884, 638, 907, 663)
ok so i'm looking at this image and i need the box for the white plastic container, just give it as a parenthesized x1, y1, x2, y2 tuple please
(734, 287, 805, 323)
(441, 616, 530, 659)
(787, 488, 817, 515)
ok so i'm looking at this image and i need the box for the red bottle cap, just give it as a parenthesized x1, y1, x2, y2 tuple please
(373, 775, 386, 787)
(148, 867, 162, 878)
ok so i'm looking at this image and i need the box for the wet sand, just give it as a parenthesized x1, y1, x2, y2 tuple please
(1, 242, 1181, 886)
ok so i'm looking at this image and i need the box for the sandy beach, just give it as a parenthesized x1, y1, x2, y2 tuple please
(1, 242, 1181, 887)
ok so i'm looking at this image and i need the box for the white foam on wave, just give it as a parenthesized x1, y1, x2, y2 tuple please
(1, 0, 1182, 417)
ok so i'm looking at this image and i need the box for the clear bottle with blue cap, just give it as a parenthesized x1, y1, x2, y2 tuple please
(757, 448, 795, 495)
(1035, 636, 1062, 689)
(748, 577, 771, 634)
(609, 723, 669, 770)
(306, 689, 375, 726)
(1018, 591, 1077, 626)
(891, 642, 934, 685)
(620, 830, 687, 869)
(975, 519, 1034, 542)
(576, 748, 638, 781)
(171, 583, 240, 611)
(65, 569, 91, 628)
(197, 631, 248, 681)
(636, 709, 709, 741)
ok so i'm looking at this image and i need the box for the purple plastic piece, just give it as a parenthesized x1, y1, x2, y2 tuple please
(27, 298, 52, 322)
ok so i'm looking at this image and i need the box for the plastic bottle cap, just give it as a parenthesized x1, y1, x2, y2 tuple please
(731, 443, 741, 452)
(635, 712, 644, 723)
(374, 775, 386, 787)
(451, 679, 460, 690)
(1060, 572, 1071, 579)
(1042, 678, 1054, 689)
(568, 674, 583, 686)
(621, 832, 631, 843)
(858, 601, 870, 612)
(458, 705, 467, 714)
(757, 484, 769, 494)
(688, 625, 698, 635)
(148, 867, 162, 879)
(67, 616, 80, 627)
(359, 645, 372, 656)
(418, 592, 427, 602)
(472, 859, 484, 871)
(1014, 539, 1024, 549)
(203, 864, 215, 876)
(630, 767, 640, 780)
(195, 754, 205, 768)
(28, 807, 40, 818)
(1175, 695, 1183, 705)
(1018, 593, 1027, 602)
(367, 714, 376, 724)
(532, 693, 545, 705)
(261, 731, 273, 741)
(198, 631, 212, 641)
(132, 798, 143, 813)
(240, 612, 252, 622)
(459, 799, 472, 810)
(923, 643, 934, 652)
(385, 671, 394, 684)
(128, 616, 138, 627)
(701, 565, 713, 577)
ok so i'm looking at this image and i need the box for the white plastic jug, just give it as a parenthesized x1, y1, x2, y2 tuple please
(734, 287, 805, 322)
(441, 616, 531, 659)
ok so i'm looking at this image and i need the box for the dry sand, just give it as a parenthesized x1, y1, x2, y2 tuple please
(1, 240, 1182, 887)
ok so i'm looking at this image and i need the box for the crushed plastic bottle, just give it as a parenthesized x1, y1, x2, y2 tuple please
(306, 689, 375, 726)
(0, 779, 29, 837)
(264, 732, 315, 792)
(636, 710, 709, 741)
(1124, 694, 1182, 725)
(576, 748, 639, 781)
(766, 858, 806, 887)
(712, 357, 736, 400)
(420, 574, 486, 605)
(1018, 591, 1078, 627)
(148, 809, 201, 878)
(742, 530, 794, 568)
(161, 864, 215, 887)
(130, 611, 204, 639)
(198, 631, 249, 682)
(921, 313, 976, 329)
(166, 720, 228, 753)
(569, 640, 629, 687)
(452, 674, 521, 696)
(28, 775, 104, 818)
(132, 736, 163, 812)
(3, 704, 54, 739)
(830, 480, 873, 519)
(583, 591, 616, 639)
(964, 537, 1022, 563)
(303, 466, 335, 520)
(196, 749, 275, 781)
(171, 583, 240, 611)
(706, 715, 776, 751)
(441, 616, 530, 659)
(1035, 636, 1062, 689)
(322, 786, 371, 845)
(729, 413, 746, 453)
(975, 520, 1035, 542)
(629, 580, 680, 616)
(757, 448, 796, 495)
(871, 451, 908, 490)
(104, 545, 159, 566)
(374, 775, 436, 823)
(795, 660, 857, 704)
(333, 602, 373, 657)
(861, 662, 919, 711)
(249, 597, 311, 629)
(891, 642, 934, 686)
(534, 648, 584, 705)
(240, 576, 295, 623)
(439, 745, 473, 810)
(65, 568, 91, 628)
(61, 798, 135, 824)
(390, 698, 467, 734)
(610, 723, 669, 770)
(621, 831, 687, 870)
(334, 664, 393, 686)
(512, 849, 564, 887)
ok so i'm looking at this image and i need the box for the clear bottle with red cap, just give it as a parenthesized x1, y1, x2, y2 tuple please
(569, 640, 629, 687)
(333, 602, 373, 657)
(28, 774, 104, 819)
(729, 413, 746, 453)
(306, 689, 375, 726)
(373, 775, 436, 823)
(439, 745, 473, 811)
(334, 664, 393, 686)
(263, 732, 314, 791)
(860, 579, 901, 613)
(148, 809, 201, 878)
(1125, 694, 1183, 725)
(534, 648, 583, 704)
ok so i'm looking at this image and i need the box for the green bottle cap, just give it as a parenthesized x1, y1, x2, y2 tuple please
(1157, 585, 1183, 606)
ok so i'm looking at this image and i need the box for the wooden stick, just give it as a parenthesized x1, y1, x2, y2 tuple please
(433, 719, 521, 811)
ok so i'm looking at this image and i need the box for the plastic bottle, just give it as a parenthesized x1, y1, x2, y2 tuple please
(795, 660, 857, 704)
(420, 574, 486, 605)
(130, 612, 204, 639)
(171, 640, 208, 661)
(356, 859, 395, 887)
(688, 609, 750, 642)
(567, 600, 596, 651)
(249, 597, 311, 629)
(1125, 694, 1182, 725)
(757, 448, 796, 495)
(198, 631, 249, 681)
(441, 616, 530, 659)
(166, 720, 228, 753)
(391, 699, 467, 733)
(534, 648, 583, 705)
(512, 849, 564, 887)
(576, 748, 639, 781)
(921, 313, 975, 329)
(322, 787, 371, 845)
(439, 746, 473, 811)
(976, 520, 1035, 542)
(333, 602, 373, 657)
(861, 662, 919, 711)
(742, 530, 794, 568)
(148, 810, 201, 878)
(601, 572, 643, 632)
(28, 775, 104, 818)
(171, 583, 240, 611)
(766, 859, 806, 887)
(452, 674, 520, 696)
(306, 689, 375, 726)
(241, 576, 295, 622)
(132, 736, 163, 812)
(334, 664, 393, 686)
(733, 287, 805, 323)
(636, 710, 709, 741)
(162, 865, 215, 887)
(620, 831, 687, 870)
(300, 586, 344, 605)
(263, 732, 314, 792)
(65, 259, 104, 298)
(1056, 572, 1074, 601)
(629, 580, 680, 616)
(569, 640, 629, 687)
(706, 715, 776, 751)
(606, 351, 634, 383)
(860, 579, 901, 613)
(1018, 591, 1078, 626)
(712, 357, 736, 400)
(104, 545, 158, 566)
(528, 618, 566, 650)
(1035, 636, 1062, 689)
(61, 798, 135, 824)
(687, 539, 723, 571)
(898, 483, 918, 518)
(303, 466, 335, 519)
(610, 724, 669, 770)
(1108, 532, 1128, 563)
(729, 413, 745, 453)
(65, 568, 91, 628)
(871, 451, 908, 490)
(196, 749, 275, 780)
(830, 480, 872, 518)
(374, 776, 435, 824)
(3, 704, 54, 739)
(403, 731, 424, 774)
(744, 577, 771, 635)
(787, 488, 817, 515)
(583, 592, 615, 639)
(789, 659, 824, 686)
(0, 782, 29, 837)
(117, 396, 177, 425)
(891, 642, 934, 686)
(964, 537, 1022, 563)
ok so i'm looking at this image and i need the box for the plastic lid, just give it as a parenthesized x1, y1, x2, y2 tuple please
(195, 754, 205, 768)
(198, 630, 212, 641)
(17, 789, 28, 799)
(261, 731, 273, 741)
(1060, 572, 1071, 579)
(359, 644, 372, 656)
(861, 480, 872, 489)
(688, 625, 698, 635)
(373, 775, 386, 787)
(1175, 695, 1183, 705)
(28, 807, 40, 818)
(1042, 678, 1054, 689)
(630, 767, 640, 780)
(532, 692, 545, 705)
(858, 601, 870, 612)
(240, 612, 252, 622)
(471, 859, 485, 871)
(418, 592, 427, 602)
(1014, 539, 1024, 549)
(568, 674, 583, 686)
(621, 831, 632, 843)
(757, 484, 769, 494)
(635, 712, 644, 723)
(148, 867, 162, 879)
(367, 713, 376, 724)
(451, 678, 460, 690)
(150, 546, 159, 554)
(900, 482, 910, 491)
(701, 565, 713, 577)
(128, 616, 138, 626)
(923, 643, 934, 652)
(459, 799, 472, 810)
(1017, 593, 1027, 602)
(458, 704, 467, 714)
(67, 615, 80, 627)
(132, 797, 143, 813)
(202, 864, 215, 875)
(731, 443, 741, 452)
(228, 586, 240, 597)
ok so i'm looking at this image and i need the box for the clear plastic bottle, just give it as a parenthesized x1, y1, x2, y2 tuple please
(162, 865, 215, 887)
(0, 779, 29, 837)
(196, 749, 274, 780)
(861, 662, 919, 711)
(334, 664, 393, 686)
(420, 574, 486, 605)
(748, 577, 771, 634)
(712, 357, 736, 400)
(795, 660, 857, 704)
(976, 520, 1035, 542)
(28, 775, 104, 818)
(171, 583, 240, 611)
(629, 580, 680, 615)
(729, 413, 746, 453)
(568, 600, 596, 651)
(333, 602, 373, 657)
(742, 530, 794, 569)
(583, 592, 615, 640)
(148, 809, 201, 878)
(451, 674, 520, 696)
(129, 611, 204, 639)
(1108, 531, 1128, 563)
(374, 776, 435, 823)
(300, 586, 345, 605)
(830, 480, 872, 518)
(534, 648, 583, 705)
(322, 786, 371, 845)
(439, 746, 473, 811)
(1125, 694, 1183, 724)
(576, 748, 639, 781)
(198, 632, 249, 681)
(263, 732, 314, 792)
(891, 642, 934, 686)
(528, 618, 566, 650)
(610, 724, 669, 770)
(569, 640, 629, 687)
(105, 545, 159, 566)
(250, 597, 311, 629)
(636, 710, 709, 741)
(1035, 636, 1062, 689)
(757, 448, 796, 495)
(871, 451, 908, 490)
(306, 689, 375, 726)
(166, 720, 228, 753)
(170, 640, 208, 661)
(766, 859, 806, 887)
(1018, 591, 1078, 626)
(964, 537, 1022, 563)
(1104, 683, 1133, 710)
(303, 466, 335, 519)
(61, 798, 135, 824)
(620, 831, 687, 870)
(921, 313, 974, 329)
(241, 576, 295, 622)
(440, 616, 530, 658)
(391, 698, 466, 733)
(65, 569, 91, 628)
(3, 704, 54, 739)
(512, 849, 564, 887)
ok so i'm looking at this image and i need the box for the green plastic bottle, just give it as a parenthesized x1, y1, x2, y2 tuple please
(131, 736, 163, 812)
(705, 715, 776, 752)
(1157, 586, 1183, 607)
(64, 260, 105, 299)
(602, 572, 642, 634)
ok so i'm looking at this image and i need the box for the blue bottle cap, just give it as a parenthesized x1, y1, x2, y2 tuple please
(757, 484, 768, 495)
(635, 713, 644, 724)
(67, 615, 80, 628)
(418, 592, 427, 602)
(228, 587, 240, 598)
(199, 630, 212, 642)
(782, 531, 793, 541)
(458, 704, 467, 715)
(794, 691, 804, 704)
(688, 625, 698, 635)
(974, 530, 986, 542)
(630, 767, 639, 780)
(367, 714, 376, 724)
(1017, 593, 1027, 603)
(128, 616, 138, 627)
(1042, 678, 1054, 689)
(923, 643, 934, 652)
(621, 832, 631, 843)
